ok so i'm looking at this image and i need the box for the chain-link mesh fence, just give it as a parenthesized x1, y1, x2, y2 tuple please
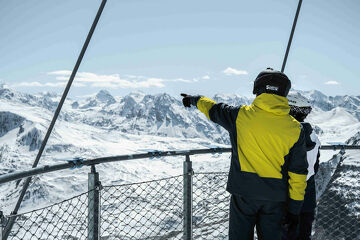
(2, 165, 359, 240)
(100, 175, 184, 240)
(193, 172, 229, 239)
(4, 191, 89, 240)
(313, 159, 360, 240)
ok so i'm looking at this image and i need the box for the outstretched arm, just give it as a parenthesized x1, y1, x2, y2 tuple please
(180, 94, 240, 131)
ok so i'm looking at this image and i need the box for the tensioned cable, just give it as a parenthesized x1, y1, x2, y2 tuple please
(3, 0, 108, 239)
(281, 0, 303, 72)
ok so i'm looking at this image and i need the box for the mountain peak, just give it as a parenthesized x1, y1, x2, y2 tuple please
(308, 90, 328, 99)
(95, 90, 116, 104)
(0, 86, 16, 100)
(38, 91, 58, 98)
(127, 91, 145, 103)
(0, 83, 9, 89)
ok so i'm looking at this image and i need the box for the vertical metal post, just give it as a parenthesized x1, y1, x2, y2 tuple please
(183, 155, 193, 240)
(88, 165, 100, 240)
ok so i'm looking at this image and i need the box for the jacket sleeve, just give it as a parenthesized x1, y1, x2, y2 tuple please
(195, 96, 240, 131)
(287, 127, 309, 215)
(314, 148, 320, 174)
(313, 132, 321, 175)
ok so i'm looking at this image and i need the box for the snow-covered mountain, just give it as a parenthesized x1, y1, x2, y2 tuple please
(0, 85, 359, 220)
(1, 86, 359, 146)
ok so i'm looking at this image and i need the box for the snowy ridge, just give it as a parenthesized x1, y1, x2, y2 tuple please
(346, 131, 360, 145)
(295, 89, 360, 120)
(0, 85, 359, 217)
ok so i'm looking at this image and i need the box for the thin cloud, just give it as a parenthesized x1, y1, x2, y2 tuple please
(201, 75, 210, 80)
(224, 67, 248, 76)
(44, 82, 67, 87)
(325, 81, 340, 85)
(223, 67, 248, 76)
(12, 81, 43, 87)
(11, 81, 84, 88)
(134, 78, 165, 88)
(73, 83, 87, 87)
(124, 74, 147, 80)
(48, 70, 198, 88)
(170, 78, 193, 83)
(48, 70, 72, 76)
(49, 71, 166, 88)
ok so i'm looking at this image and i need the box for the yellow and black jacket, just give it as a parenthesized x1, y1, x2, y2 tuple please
(192, 93, 308, 214)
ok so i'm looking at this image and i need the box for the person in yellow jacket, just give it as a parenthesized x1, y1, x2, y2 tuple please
(181, 68, 308, 240)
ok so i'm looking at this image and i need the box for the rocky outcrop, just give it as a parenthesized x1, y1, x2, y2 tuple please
(18, 127, 43, 151)
(0, 111, 25, 137)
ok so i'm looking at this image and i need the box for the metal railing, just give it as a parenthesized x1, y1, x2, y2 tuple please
(0, 145, 359, 240)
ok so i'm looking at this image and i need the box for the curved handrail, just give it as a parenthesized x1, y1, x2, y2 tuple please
(0, 147, 231, 185)
(0, 145, 358, 185)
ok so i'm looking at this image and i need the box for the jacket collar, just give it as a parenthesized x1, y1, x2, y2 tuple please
(252, 93, 290, 115)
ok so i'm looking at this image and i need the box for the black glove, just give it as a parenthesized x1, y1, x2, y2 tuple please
(180, 93, 193, 108)
(282, 212, 299, 239)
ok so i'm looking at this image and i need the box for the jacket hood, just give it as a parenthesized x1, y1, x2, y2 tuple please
(252, 93, 290, 115)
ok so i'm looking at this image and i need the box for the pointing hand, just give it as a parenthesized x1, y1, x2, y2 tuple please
(180, 93, 192, 108)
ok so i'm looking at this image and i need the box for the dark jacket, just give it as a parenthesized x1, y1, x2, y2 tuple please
(192, 93, 308, 214)
(301, 122, 321, 212)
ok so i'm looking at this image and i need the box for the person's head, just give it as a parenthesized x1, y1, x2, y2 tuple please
(287, 93, 312, 122)
(253, 67, 291, 97)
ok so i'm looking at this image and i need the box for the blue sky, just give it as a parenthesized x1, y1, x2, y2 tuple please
(0, 0, 359, 98)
